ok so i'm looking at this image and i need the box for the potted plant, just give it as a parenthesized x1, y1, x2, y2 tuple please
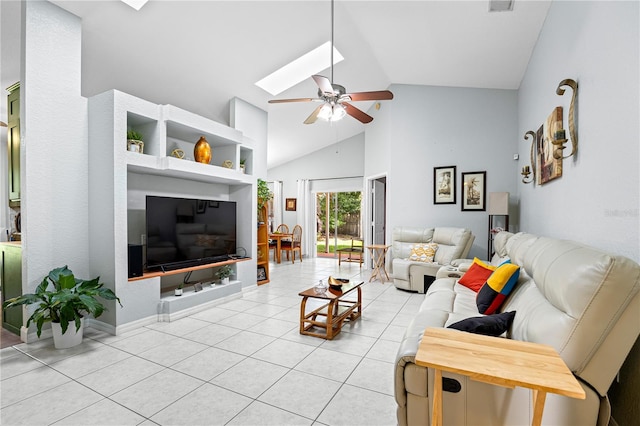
(175, 283, 184, 296)
(239, 158, 246, 174)
(127, 129, 144, 153)
(257, 178, 272, 223)
(2, 266, 121, 349)
(216, 265, 233, 285)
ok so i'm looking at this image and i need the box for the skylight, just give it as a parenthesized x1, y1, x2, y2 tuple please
(256, 41, 344, 96)
(121, 0, 149, 11)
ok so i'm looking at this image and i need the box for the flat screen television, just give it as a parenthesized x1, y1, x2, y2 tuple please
(145, 195, 237, 271)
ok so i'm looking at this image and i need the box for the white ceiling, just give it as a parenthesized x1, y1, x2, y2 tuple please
(6, 0, 551, 169)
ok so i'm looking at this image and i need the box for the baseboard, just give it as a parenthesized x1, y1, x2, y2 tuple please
(157, 291, 242, 322)
(21, 325, 52, 344)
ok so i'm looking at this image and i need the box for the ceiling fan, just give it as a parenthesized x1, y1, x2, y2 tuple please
(268, 0, 393, 125)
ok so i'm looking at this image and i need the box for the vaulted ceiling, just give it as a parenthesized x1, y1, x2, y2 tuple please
(5, 1, 551, 168)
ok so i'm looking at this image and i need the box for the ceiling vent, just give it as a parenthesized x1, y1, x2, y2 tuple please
(489, 0, 514, 12)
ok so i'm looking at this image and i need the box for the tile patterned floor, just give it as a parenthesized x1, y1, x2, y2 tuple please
(0, 258, 424, 425)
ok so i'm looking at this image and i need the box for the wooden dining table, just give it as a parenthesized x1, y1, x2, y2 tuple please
(269, 232, 293, 263)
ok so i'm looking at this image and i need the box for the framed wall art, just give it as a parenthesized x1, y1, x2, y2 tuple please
(461, 171, 486, 211)
(285, 198, 297, 211)
(536, 106, 564, 185)
(434, 166, 456, 204)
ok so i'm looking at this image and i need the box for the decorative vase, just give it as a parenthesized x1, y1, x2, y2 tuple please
(194, 136, 211, 164)
(51, 317, 84, 349)
(127, 139, 144, 154)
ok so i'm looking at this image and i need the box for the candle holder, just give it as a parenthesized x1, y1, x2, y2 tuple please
(555, 79, 578, 160)
(521, 130, 536, 184)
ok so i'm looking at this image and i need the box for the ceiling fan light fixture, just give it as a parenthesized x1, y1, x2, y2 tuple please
(317, 104, 332, 121)
(329, 104, 346, 122)
(317, 104, 346, 122)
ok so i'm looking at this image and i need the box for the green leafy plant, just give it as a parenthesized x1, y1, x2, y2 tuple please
(216, 265, 233, 280)
(127, 129, 143, 141)
(257, 178, 273, 212)
(240, 158, 246, 166)
(2, 266, 121, 337)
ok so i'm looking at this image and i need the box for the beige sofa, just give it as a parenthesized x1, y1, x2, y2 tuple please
(392, 227, 475, 293)
(394, 231, 640, 426)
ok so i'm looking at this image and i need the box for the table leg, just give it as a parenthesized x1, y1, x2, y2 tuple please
(432, 368, 443, 426)
(276, 238, 282, 264)
(379, 248, 390, 281)
(531, 389, 547, 426)
(326, 299, 336, 339)
(369, 248, 380, 282)
(299, 296, 308, 334)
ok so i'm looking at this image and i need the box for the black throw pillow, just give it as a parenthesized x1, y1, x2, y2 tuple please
(447, 311, 516, 337)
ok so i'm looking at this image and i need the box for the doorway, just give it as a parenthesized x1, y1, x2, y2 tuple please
(371, 177, 387, 246)
(316, 191, 362, 258)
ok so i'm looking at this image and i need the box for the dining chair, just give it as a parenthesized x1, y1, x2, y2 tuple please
(280, 224, 302, 263)
(269, 224, 289, 261)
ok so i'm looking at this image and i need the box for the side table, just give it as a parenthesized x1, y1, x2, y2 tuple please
(366, 244, 390, 282)
(415, 327, 585, 426)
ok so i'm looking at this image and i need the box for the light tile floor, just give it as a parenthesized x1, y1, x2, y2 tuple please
(1, 257, 425, 426)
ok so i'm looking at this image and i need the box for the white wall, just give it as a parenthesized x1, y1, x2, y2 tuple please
(22, 1, 89, 290)
(267, 132, 365, 227)
(365, 84, 519, 259)
(518, 0, 639, 262)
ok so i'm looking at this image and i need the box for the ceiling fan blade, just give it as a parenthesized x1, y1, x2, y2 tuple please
(343, 102, 373, 124)
(304, 105, 324, 125)
(344, 90, 394, 102)
(312, 75, 335, 95)
(268, 98, 316, 104)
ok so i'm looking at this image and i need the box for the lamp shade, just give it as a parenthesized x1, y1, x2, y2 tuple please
(488, 192, 509, 215)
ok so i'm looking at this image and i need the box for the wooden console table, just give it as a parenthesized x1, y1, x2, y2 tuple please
(415, 327, 585, 426)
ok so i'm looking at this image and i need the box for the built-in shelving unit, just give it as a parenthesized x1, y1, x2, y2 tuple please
(257, 205, 270, 285)
(88, 90, 257, 331)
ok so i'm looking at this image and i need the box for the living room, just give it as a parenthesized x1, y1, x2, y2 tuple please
(1, 1, 638, 425)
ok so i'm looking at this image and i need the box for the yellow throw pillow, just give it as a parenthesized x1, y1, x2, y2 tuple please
(408, 243, 439, 262)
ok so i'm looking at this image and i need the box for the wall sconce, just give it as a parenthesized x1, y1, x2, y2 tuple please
(521, 130, 536, 184)
(552, 78, 578, 160)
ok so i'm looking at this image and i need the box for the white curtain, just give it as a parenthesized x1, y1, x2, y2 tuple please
(297, 179, 315, 259)
(272, 180, 283, 231)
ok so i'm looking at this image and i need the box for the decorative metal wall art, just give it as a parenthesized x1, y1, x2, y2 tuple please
(521, 78, 578, 185)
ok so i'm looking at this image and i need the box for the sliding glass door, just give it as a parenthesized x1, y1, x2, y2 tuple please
(316, 191, 362, 257)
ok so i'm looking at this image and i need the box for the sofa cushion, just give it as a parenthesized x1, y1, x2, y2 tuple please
(458, 258, 496, 292)
(408, 243, 438, 262)
(476, 263, 521, 314)
(432, 228, 473, 265)
(447, 311, 516, 336)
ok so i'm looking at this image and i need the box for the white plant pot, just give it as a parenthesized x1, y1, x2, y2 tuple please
(51, 317, 84, 349)
(175, 288, 183, 296)
(221, 277, 230, 285)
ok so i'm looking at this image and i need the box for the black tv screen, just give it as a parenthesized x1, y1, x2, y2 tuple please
(145, 196, 237, 271)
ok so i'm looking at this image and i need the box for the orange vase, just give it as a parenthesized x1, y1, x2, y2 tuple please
(194, 136, 211, 164)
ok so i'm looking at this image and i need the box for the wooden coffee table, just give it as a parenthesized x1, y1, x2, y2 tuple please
(298, 281, 364, 339)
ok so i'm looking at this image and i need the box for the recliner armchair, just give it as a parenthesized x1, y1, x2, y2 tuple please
(391, 226, 475, 293)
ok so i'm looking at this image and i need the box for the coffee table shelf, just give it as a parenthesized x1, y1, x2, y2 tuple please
(298, 281, 364, 339)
